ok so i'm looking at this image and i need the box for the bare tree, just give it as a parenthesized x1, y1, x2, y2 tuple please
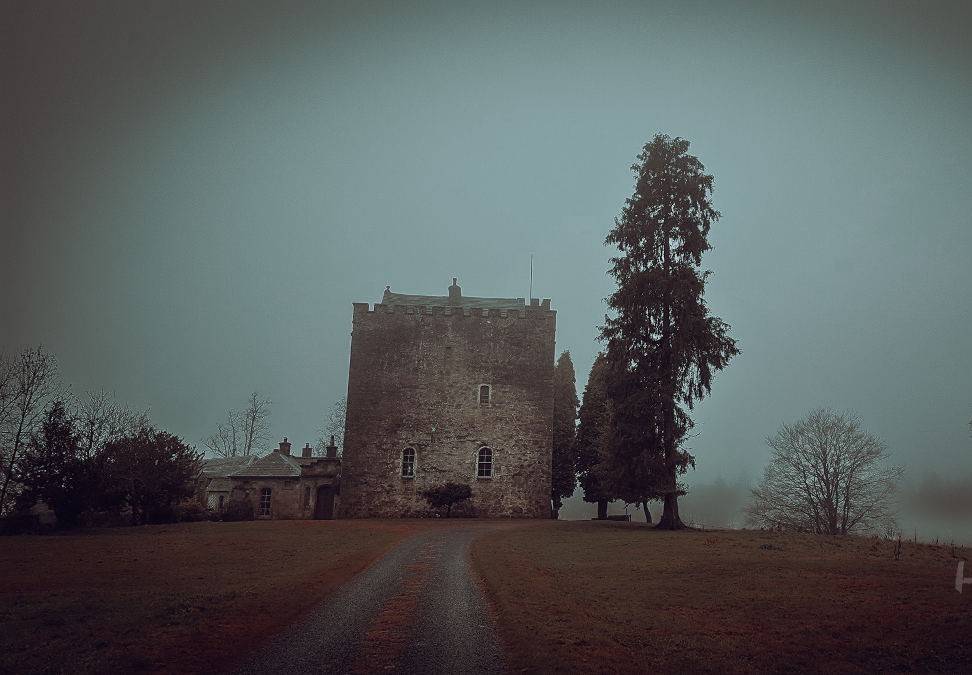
(204, 410, 241, 457)
(316, 397, 346, 456)
(239, 392, 271, 456)
(746, 408, 902, 535)
(203, 392, 271, 457)
(0, 346, 59, 514)
(72, 389, 144, 460)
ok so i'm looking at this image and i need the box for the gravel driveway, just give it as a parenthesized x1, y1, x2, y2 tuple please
(238, 524, 506, 674)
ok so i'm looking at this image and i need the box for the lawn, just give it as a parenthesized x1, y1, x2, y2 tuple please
(0, 519, 427, 673)
(471, 521, 972, 673)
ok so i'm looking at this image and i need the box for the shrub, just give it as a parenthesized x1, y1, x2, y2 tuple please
(420, 482, 473, 518)
(174, 500, 209, 523)
(0, 512, 41, 535)
(222, 498, 254, 522)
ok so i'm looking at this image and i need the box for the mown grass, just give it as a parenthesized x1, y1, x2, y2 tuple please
(472, 521, 972, 673)
(0, 520, 428, 673)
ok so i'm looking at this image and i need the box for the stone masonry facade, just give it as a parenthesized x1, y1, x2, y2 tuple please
(339, 279, 555, 518)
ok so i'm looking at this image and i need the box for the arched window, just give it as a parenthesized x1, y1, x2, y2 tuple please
(259, 487, 272, 516)
(401, 447, 416, 478)
(479, 384, 491, 405)
(477, 446, 493, 478)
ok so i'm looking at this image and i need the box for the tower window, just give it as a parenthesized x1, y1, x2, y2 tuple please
(401, 447, 416, 478)
(479, 384, 491, 405)
(259, 488, 272, 516)
(477, 446, 493, 478)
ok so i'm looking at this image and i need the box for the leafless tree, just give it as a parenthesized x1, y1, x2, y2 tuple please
(72, 389, 145, 460)
(203, 392, 271, 457)
(239, 392, 271, 456)
(746, 408, 902, 535)
(316, 397, 346, 456)
(0, 346, 59, 514)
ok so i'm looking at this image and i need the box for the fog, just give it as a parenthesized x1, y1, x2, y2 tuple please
(3, 1, 970, 539)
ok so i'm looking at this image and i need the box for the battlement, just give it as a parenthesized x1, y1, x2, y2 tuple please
(352, 301, 554, 319)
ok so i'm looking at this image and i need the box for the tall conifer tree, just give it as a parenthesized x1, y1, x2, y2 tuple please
(602, 135, 738, 529)
(550, 351, 579, 517)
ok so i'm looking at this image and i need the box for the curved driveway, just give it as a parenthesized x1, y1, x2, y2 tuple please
(238, 524, 506, 674)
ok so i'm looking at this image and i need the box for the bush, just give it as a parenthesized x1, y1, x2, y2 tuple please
(174, 500, 209, 523)
(421, 482, 473, 518)
(222, 498, 254, 522)
(0, 512, 41, 535)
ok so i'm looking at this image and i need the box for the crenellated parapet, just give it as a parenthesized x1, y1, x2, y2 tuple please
(352, 301, 555, 320)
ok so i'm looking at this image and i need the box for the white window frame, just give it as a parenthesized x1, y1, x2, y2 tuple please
(478, 384, 491, 405)
(259, 487, 272, 516)
(401, 447, 416, 478)
(477, 446, 493, 478)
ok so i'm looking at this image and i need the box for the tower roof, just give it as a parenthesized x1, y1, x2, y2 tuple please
(381, 279, 529, 311)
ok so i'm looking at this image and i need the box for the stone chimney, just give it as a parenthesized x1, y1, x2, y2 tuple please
(278, 437, 292, 455)
(302, 442, 312, 458)
(448, 277, 461, 303)
(325, 435, 338, 459)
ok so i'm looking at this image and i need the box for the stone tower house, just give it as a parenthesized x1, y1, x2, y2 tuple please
(339, 279, 555, 518)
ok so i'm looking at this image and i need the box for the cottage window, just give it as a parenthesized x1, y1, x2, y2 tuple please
(259, 488, 272, 516)
(479, 384, 491, 405)
(477, 446, 493, 478)
(218, 495, 225, 511)
(401, 447, 416, 478)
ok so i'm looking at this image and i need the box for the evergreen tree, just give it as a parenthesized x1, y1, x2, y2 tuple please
(602, 135, 738, 529)
(15, 400, 94, 527)
(102, 426, 201, 525)
(550, 351, 579, 517)
(574, 353, 612, 518)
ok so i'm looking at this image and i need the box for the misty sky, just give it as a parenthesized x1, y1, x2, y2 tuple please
(3, 1, 971, 497)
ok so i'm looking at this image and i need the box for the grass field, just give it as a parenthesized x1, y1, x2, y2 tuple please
(472, 521, 972, 673)
(0, 520, 428, 673)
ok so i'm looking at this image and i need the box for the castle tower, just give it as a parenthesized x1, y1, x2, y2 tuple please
(339, 280, 555, 518)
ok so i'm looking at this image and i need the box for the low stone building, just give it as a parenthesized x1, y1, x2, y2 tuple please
(201, 437, 341, 519)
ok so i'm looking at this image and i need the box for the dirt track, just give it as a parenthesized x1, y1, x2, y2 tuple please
(238, 523, 506, 674)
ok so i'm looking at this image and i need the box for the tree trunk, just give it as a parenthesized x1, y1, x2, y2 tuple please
(656, 492, 686, 529)
(642, 501, 652, 524)
(655, 220, 685, 532)
(0, 414, 29, 515)
(597, 499, 608, 520)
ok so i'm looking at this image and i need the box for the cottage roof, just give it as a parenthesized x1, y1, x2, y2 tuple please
(229, 450, 302, 478)
(206, 478, 235, 492)
(199, 455, 257, 478)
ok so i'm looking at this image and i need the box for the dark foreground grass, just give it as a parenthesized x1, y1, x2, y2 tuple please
(472, 521, 972, 673)
(0, 519, 429, 673)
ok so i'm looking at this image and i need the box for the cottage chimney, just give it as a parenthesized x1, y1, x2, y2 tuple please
(278, 437, 292, 455)
(302, 442, 312, 458)
(448, 277, 461, 303)
(325, 434, 338, 459)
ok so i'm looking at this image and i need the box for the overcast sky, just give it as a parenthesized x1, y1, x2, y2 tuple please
(3, 1, 971, 496)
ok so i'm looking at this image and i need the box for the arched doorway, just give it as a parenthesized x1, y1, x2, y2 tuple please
(314, 485, 335, 520)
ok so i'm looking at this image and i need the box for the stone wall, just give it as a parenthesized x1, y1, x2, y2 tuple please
(339, 302, 555, 518)
(231, 465, 341, 519)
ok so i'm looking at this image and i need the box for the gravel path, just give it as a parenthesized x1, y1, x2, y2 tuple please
(237, 524, 505, 674)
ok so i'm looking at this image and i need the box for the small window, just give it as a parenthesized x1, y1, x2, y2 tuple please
(217, 495, 225, 511)
(259, 487, 272, 516)
(401, 447, 416, 478)
(477, 446, 493, 478)
(479, 384, 491, 405)
(303, 486, 311, 508)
